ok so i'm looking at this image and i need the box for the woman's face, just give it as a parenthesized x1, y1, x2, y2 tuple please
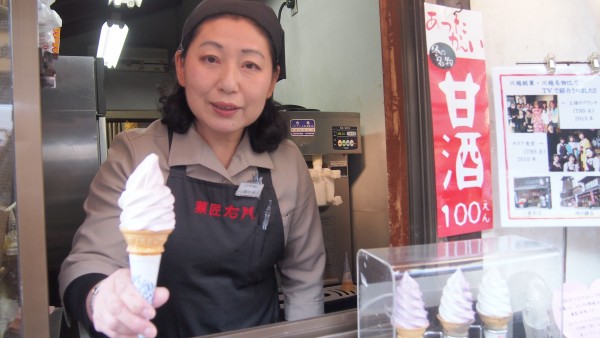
(175, 16, 279, 141)
(587, 148, 594, 157)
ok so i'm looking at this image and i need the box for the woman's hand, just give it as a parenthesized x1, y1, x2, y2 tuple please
(87, 269, 169, 338)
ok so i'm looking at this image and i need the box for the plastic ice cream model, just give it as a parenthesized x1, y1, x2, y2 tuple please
(392, 271, 429, 338)
(437, 268, 475, 338)
(522, 278, 559, 338)
(476, 268, 512, 337)
(118, 153, 175, 307)
(340, 252, 355, 292)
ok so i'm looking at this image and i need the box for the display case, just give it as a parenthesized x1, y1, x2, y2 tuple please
(357, 236, 563, 338)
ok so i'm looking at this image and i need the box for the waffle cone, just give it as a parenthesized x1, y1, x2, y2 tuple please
(436, 315, 473, 337)
(340, 280, 356, 292)
(478, 313, 511, 330)
(396, 326, 427, 338)
(121, 229, 173, 255)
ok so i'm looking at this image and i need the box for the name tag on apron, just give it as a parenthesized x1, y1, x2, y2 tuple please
(235, 182, 264, 198)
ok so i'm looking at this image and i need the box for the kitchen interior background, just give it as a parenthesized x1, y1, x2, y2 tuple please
(53, 0, 600, 297)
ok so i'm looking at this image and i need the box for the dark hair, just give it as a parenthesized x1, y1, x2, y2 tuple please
(179, 0, 286, 80)
(159, 15, 287, 153)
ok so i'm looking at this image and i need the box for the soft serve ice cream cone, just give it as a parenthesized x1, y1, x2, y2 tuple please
(437, 268, 475, 338)
(118, 153, 175, 305)
(392, 271, 429, 338)
(476, 268, 512, 338)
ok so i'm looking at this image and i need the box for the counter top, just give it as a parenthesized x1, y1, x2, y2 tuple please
(200, 309, 357, 338)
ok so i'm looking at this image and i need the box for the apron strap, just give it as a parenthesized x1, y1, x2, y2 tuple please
(167, 127, 186, 175)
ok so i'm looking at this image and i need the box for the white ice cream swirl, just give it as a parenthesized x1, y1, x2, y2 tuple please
(476, 268, 511, 317)
(438, 268, 475, 323)
(118, 153, 175, 231)
(393, 271, 430, 329)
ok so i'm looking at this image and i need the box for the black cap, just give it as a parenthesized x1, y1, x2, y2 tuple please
(180, 0, 286, 81)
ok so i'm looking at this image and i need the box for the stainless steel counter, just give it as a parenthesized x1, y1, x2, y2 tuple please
(200, 309, 357, 338)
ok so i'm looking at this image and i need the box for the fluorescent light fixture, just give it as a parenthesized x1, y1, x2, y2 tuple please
(108, 0, 142, 8)
(97, 21, 129, 68)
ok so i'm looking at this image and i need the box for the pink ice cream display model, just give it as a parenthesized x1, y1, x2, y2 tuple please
(392, 271, 429, 338)
(118, 153, 175, 306)
(476, 268, 512, 337)
(437, 268, 475, 337)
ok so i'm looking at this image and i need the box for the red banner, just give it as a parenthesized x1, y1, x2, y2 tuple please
(424, 3, 493, 237)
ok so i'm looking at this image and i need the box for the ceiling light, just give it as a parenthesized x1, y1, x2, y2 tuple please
(108, 0, 142, 8)
(97, 21, 129, 68)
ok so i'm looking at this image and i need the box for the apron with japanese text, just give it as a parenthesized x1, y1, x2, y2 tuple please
(153, 145, 284, 337)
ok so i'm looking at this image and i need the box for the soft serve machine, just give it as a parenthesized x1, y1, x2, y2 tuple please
(280, 108, 362, 295)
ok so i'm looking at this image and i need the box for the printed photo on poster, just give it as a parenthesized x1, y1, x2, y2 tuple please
(493, 65, 600, 227)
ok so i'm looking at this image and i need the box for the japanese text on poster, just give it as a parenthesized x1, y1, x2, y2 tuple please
(493, 65, 600, 227)
(553, 280, 600, 338)
(425, 3, 493, 238)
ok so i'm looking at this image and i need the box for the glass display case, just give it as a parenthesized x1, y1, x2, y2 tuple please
(357, 235, 564, 338)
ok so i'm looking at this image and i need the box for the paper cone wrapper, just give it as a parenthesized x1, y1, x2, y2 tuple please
(396, 326, 427, 338)
(121, 229, 173, 255)
(129, 254, 162, 305)
(437, 315, 473, 337)
(121, 229, 173, 305)
(478, 313, 511, 331)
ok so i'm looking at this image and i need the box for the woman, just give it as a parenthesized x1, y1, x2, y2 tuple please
(549, 154, 562, 172)
(563, 154, 579, 172)
(524, 108, 534, 133)
(549, 100, 559, 126)
(508, 101, 518, 132)
(540, 101, 549, 131)
(556, 137, 568, 163)
(531, 101, 544, 133)
(513, 105, 526, 133)
(579, 132, 592, 171)
(58, 1, 325, 337)
(585, 148, 600, 172)
(567, 134, 579, 159)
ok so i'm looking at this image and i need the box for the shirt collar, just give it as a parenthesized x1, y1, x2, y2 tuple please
(167, 127, 274, 176)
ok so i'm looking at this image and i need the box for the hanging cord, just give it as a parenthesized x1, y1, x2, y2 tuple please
(277, 0, 296, 22)
(453, 2, 463, 15)
(277, 2, 286, 21)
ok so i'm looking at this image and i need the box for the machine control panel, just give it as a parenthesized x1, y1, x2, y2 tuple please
(332, 125, 359, 151)
(282, 110, 362, 155)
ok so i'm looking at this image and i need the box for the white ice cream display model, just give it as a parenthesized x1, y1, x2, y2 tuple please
(356, 236, 564, 338)
(437, 268, 476, 338)
(476, 268, 512, 337)
(118, 153, 175, 305)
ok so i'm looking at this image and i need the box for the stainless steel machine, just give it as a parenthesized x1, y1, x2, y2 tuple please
(41, 56, 103, 306)
(280, 108, 362, 287)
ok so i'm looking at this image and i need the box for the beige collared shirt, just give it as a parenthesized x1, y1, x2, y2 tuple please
(59, 120, 325, 321)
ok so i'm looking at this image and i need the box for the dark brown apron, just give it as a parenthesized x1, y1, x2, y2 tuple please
(153, 133, 284, 337)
